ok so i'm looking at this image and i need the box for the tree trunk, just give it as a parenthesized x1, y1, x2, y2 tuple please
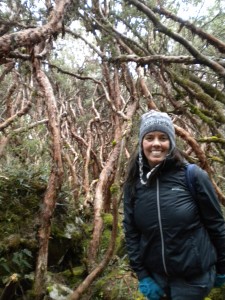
(33, 55, 63, 300)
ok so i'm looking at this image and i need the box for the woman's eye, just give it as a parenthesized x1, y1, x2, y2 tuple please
(146, 137, 153, 141)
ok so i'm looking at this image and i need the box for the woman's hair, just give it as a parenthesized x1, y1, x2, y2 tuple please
(124, 149, 139, 187)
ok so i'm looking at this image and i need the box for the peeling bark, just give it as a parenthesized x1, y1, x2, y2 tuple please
(33, 53, 63, 299)
(0, 0, 72, 57)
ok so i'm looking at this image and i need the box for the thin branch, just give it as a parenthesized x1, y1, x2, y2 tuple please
(0, 102, 32, 131)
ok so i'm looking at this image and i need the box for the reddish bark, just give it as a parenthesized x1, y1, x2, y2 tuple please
(68, 184, 119, 300)
(0, 102, 32, 131)
(33, 53, 63, 299)
(0, 0, 72, 57)
(87, 141, 121, 264)
(70, 98, 139, 299)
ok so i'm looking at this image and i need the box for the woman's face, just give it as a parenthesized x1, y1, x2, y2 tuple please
(142, 131, 170, 167)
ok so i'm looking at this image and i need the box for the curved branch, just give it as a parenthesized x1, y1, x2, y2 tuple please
(0, 0, 72, 57)
(0, 62, 15, 81)
(175, 124, 225, 204)
(0, 102, 32, 131)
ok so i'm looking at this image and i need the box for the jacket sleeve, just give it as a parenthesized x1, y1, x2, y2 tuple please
(123, 184, 149, 280)
(195, 166, 225, 274)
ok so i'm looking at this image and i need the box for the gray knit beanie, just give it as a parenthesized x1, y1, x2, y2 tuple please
(138, 110, 176, 184)
(139, 110, 175, 150)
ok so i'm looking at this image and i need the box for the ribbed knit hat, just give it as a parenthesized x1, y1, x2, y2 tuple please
(139, 110, 175, 150)
(138, 110, 176, 184)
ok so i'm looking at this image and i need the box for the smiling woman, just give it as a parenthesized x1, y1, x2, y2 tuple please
(123, 110, 225, 300)
(138, 111, 176, 184)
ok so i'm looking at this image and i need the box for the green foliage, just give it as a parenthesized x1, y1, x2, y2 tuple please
(0, 257, 10, 273)
(0, 137, 49, 282)
(0, 248, 33, 280)
(11, 249, 33, 274)
(0, 170, 47, 238)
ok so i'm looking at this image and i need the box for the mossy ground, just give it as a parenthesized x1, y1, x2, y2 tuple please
(73, 261, 225, 300)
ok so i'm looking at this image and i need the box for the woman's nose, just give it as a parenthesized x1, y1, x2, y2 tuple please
(152, 138, 160, 145)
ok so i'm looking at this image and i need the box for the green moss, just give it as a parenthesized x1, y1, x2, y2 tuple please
(101, 213, 123, 251)
(102, 213, 113, 227)
(46, 286, 54, 293)
(171, 70, 225, 123)
(189, 105, 214, 125)
(93, 269, 144, 299)
(110, 184, 120, 196)
(207, 156, 224, 163)
(50, 223, 65, 238)
(189, 73, 225, 105)
(207, 286, 225, 300)
(115, 222, 125, 257)
(195, 92, 215, 110)
(62, 266, 85, 277)
(112, 140, 117, 146)
(100, 214, 118, 253)
(101, 228, 112, 250)
(198, 136, 225, 144)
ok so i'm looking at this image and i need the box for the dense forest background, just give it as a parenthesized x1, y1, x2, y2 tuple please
(0, 0, 225, 299)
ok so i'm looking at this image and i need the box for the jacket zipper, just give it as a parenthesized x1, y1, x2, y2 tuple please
(157, 178, 168, 275)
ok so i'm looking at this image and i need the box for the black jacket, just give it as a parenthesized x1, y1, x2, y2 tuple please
(123, 159, 225, 280)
